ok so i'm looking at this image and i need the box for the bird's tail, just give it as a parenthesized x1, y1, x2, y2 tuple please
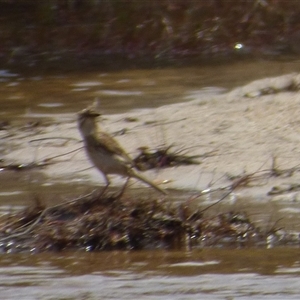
(129, 170, 167, 195)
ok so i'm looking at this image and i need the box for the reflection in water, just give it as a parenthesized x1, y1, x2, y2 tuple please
(37, 102, 64, 108)
(0, 249, 300, 299)
(71, 81, 103, 87)
(99, 89, 143, 96)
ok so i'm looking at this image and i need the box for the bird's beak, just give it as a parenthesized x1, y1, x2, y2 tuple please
(89, 111, 101, 117)
(78, 108, 101, 118)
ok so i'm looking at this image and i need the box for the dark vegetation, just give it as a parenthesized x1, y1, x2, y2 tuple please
(133, 145, 202, 171)
(0, 189, 272, 253)
(0, 153, 299, 253)
(1, 0, 300, 69)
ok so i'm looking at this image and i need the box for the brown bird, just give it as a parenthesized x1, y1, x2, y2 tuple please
(77, 107, 167, 195)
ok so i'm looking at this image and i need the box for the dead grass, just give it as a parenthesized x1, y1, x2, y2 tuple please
(0, 188, 272, 253)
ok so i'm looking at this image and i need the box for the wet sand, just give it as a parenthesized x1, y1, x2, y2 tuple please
(2, 73, 300, 231)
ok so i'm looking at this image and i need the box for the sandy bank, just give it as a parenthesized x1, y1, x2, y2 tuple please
(3, 73, 300, 203)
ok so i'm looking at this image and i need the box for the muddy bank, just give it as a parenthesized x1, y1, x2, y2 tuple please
(2, 73, 300, 196)
(2, 73, 300, 251)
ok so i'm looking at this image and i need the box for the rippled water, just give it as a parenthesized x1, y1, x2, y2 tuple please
(2, 59, 300, 299)
(1, 249, 300, 299)
(1, 59, 300, 118)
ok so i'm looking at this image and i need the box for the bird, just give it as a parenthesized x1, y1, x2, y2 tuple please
(77, 107, 167, 195)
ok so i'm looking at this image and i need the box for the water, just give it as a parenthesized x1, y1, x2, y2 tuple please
(1, 59, 300, 118)
(1, 249, 300, 299)
(2, 59, 300, 298)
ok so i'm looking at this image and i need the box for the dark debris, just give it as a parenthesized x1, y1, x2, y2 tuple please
(0, 161, 50, 171)
(0, 191, 277, 253)
(133, 146, 201, 171)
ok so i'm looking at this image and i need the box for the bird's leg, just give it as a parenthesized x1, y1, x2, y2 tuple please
(98, 174, 110, 196)
(104, 174, 110, 188)
(116, 177, 130, 198)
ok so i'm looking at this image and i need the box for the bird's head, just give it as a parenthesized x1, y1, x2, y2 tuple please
(77, 107, 101, 137)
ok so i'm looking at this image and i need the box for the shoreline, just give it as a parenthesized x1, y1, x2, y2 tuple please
(2, 73, 300, 201)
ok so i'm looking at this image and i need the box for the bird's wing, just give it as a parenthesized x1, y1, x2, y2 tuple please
(96, 132, 133, 164)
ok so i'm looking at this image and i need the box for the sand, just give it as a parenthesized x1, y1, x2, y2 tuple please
(3, 72, 300, 202)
